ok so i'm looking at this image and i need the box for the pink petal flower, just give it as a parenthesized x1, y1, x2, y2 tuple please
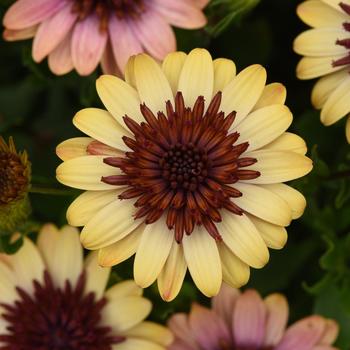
(48, 32, 73, 76)
(32, 3, 77, 62)
(3, 25, 37, 41)
(100, 39, 120, 76)
(319, 320, 339, 345)
(3, 0, 63, 30)
(275, 316, 326, 350)
(71, 15, 107, 76)
(168, 313, 199, 349)
(233, 289, 267, 348)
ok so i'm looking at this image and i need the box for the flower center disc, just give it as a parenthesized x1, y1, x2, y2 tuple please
(0, 272, 124, 349)
(101, 92, 260, 243)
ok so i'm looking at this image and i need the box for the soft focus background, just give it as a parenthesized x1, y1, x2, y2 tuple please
(1, 0, 350, 348)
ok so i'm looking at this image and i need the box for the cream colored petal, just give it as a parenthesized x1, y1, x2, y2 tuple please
(56, 137, 92, 161)
(96, 74, 144, 124)
(293, 28, 348, 57)
(0, 307, 8, 334)
(236, 105, 292, 151)
(234, 183, 292, 226)
(247, 215, 288, 250)
(218, 243, 250, 288)
(134, 53, 174, 113)
(157, 240, 187, 302)
(319, 319, 339, 344)
(98, 224, 144, 267)
(102, 296, 152, 332)
(252, 83, 287, 111)
(242, 150, 313, 184)
(105, 280, 143, 300)
(121, 321, 174, 346)
(56, 155, 122, 191)
(67, 190, 122, 227)
(311, 69, 349, 109)
(213, 58, 236, 94)
(73, 108, 130, 151)
(263, 132, 307, 155)
(162, 51, 187, 95)
(112, 338, 164, 350)
(177, 48, 214, 108)
(321, 0, 350, 12)
(321, 74, 350, 125)
(0, 261, 16, 304)
(37, 225, 83, 289)
(81, 199, 141, 250)
(84, 251, 110, 299)
(346, 116, 350, 143)
(217, 212, 269, 269)
(124, 55, 137, 88)
(261, 184, 307, 220)
(263, 293, 289, 346)
(296, 56, 344, 80)
(182, 226, 222, 297)
(134, 218, 174, 288)
(297, 0, 348, 27)
(7, 237, 45, 294)
(221, 65, 267, 125)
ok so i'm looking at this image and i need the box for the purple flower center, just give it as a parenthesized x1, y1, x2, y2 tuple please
(0, 271, 125, 349)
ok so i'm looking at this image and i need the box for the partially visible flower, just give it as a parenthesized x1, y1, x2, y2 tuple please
(0, 224, 173, 349)
(3, 0, 208, 76)
(168, 284, 339, 350)
(56, 49, 312, 301)
(0, 136, 31, 235)
(294, 0, 350, 142)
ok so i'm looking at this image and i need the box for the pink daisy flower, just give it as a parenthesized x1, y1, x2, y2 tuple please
(3, 0, 208, 76)
(168, 285, 339, 350)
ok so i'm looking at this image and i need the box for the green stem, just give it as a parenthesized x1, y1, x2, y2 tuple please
(29, 185, 74, 196)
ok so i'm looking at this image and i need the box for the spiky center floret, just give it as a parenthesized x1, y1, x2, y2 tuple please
(72, 0, 145, 31)
(0, 272, 124, 350)
(0, 137, 29, 205)
(333, 2, 350, 67)
(101, 92, 260, 243)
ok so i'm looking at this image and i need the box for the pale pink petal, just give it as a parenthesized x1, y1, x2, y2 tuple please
(108, 16, 143, 72)
(193, 0, 210, 9)
(130, 8, 176, 60)
(3, 25, 37, 41)
(168, 339, 198, 350)
(319, 320, 339, 345)
(189, 304, 232, 350)
(48, 32, 73, 75)
(71, 15, 107, 76)
(151, 0, 207, 29)
(100, 39, 122, 76)
(3, 0, 64, 30)
(311, 347, 338, 350)
(168, 313, 199, 349)
(211, 284, 240, 327)
(233, 289, 267, 348)
(32, 3, 77, 62)
(275, 316, 326, 350)
(263, 294, 289, 346)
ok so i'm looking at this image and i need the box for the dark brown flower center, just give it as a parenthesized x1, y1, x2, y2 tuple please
(333, 2, 350, 67)
(101, 92, 260, 243)
(0, 143, 28, 205)
(0, 272, 124, 350)
(72, 0, 145, 31)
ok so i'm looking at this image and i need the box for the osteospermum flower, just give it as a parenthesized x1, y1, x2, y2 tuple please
(294, 0, 350, 142)
(0, 224, 173, 349)
(168, 285, 339, 350)
(56, 48, 313, 300)
(2, 0, 208, 76)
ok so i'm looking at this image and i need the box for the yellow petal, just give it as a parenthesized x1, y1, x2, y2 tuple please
(162, 51, 187, 95)
(296, 56, 343, 80)
(253, 83, 287, 111)
(182, 226, 222, 297)
(213, 58, 236, 93)
(178, 48, 214, 108)
(124, 55, 137, 89)
(56, 137, 92, 161)
(105, 280, 143, 300)
(263, 132, 307, 155)
(112, 338, 164, 350)
(322, 0, 350, 12)
(157, 240, 187, 302)
(0, 261, 16, 304)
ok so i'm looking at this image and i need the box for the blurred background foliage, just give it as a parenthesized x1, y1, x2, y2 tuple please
(1, 0, 350, 348)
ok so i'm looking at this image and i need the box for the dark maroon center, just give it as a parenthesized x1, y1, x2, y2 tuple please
(0, 272, 124, 350)
(333, 2, 350, 67)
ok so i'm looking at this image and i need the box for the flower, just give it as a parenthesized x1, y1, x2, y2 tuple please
(56, 48, 313, 300)
(294, 0, 350, 143)
(0, 136, 31, 235)
(0, 224, 173, 349)
(168, 284, 339, 350)
(2, 0, 208, 76)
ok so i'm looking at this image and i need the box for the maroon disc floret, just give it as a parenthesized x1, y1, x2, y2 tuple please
(101, 91, 260, 243)
(0, 271, 124, 350)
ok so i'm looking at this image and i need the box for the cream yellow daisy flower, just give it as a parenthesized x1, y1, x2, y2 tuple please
(294, 0, 350, 142)
(0, 224, 173, 349)
(56, 48, 312, 300)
